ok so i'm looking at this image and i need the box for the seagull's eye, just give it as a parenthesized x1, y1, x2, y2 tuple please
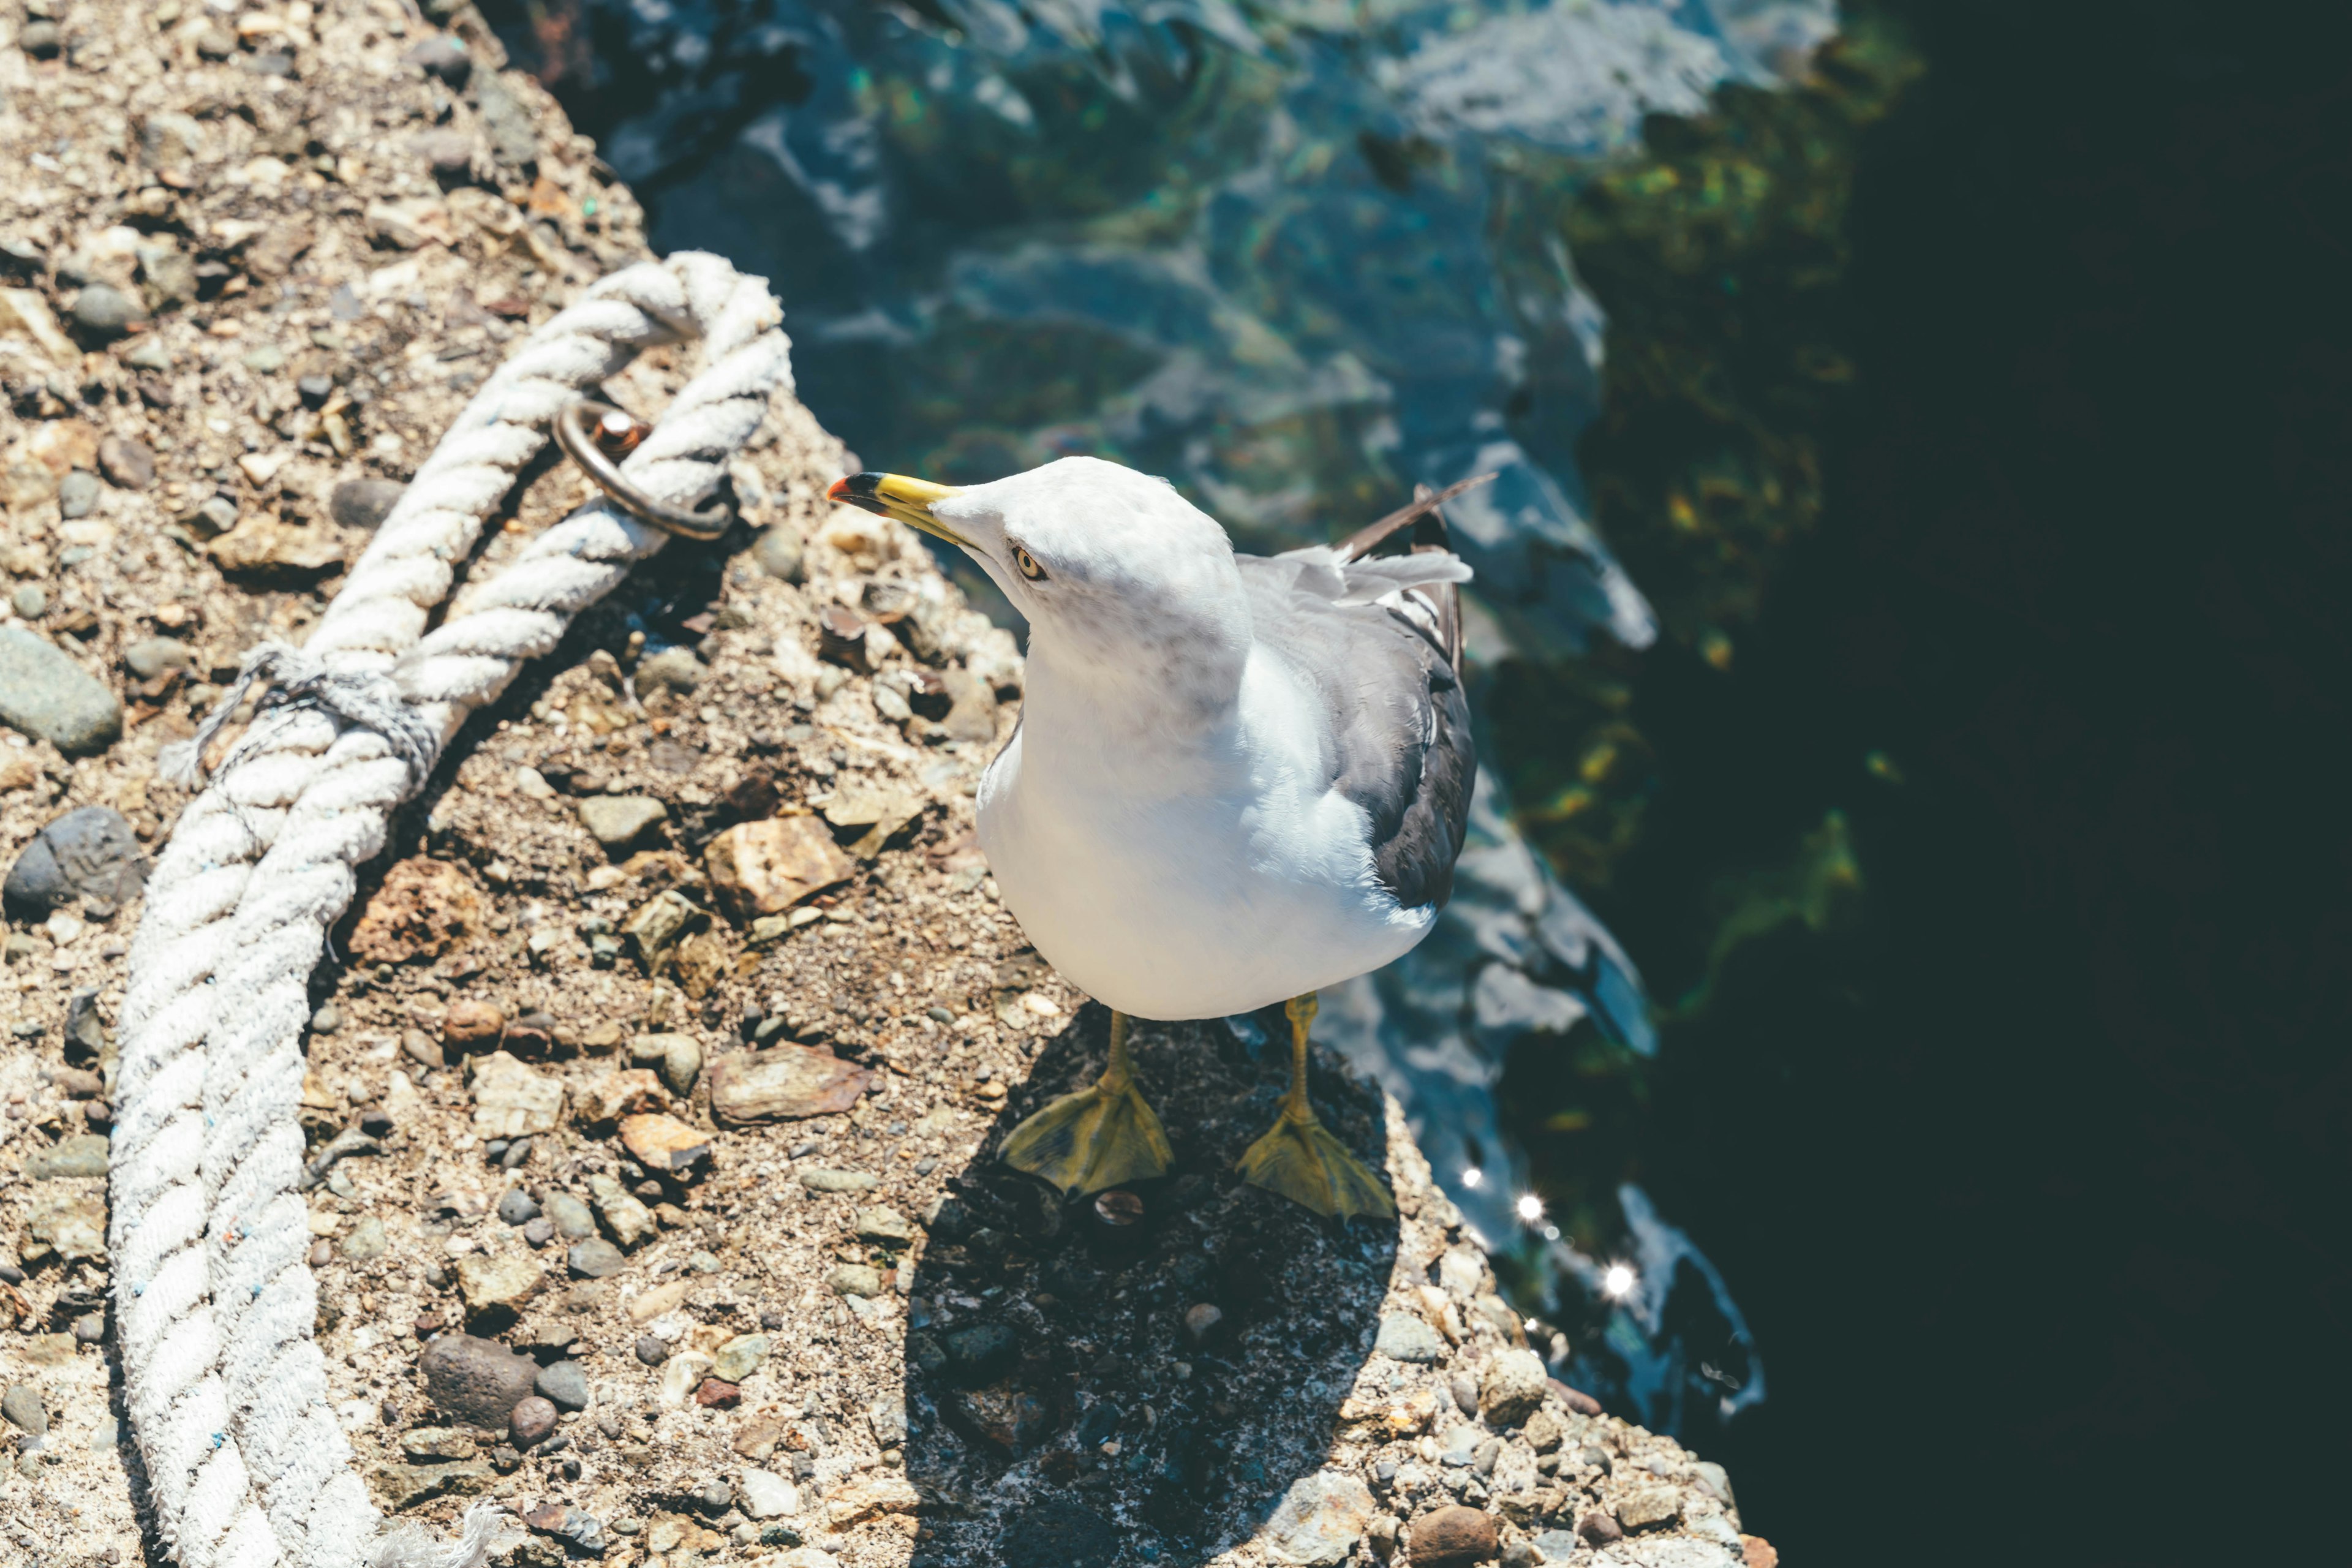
(1013, 545, 1047, 582)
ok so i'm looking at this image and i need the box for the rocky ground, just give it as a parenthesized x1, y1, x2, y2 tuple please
(0, 4, 1774, 1567)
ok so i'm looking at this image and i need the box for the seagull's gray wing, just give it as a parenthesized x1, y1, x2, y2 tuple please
(1237, 540, 1475, 912)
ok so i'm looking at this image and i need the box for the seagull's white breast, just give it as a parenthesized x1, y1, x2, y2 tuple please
(976, 643, 1434, 1020)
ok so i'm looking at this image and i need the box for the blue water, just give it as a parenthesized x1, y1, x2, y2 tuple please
(491, 0, 1831, 1439)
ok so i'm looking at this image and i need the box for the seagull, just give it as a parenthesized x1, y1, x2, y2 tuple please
(827, 457, 1478, 1218)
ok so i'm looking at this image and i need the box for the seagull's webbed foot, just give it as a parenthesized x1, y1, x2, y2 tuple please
(1000, 1011, 1172, 1195)
(1237, 1112, 1395, 1221)
(1237, 992, 1395, 1221)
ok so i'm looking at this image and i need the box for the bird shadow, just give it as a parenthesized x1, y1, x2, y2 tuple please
(900, 1002, 1402, 1567)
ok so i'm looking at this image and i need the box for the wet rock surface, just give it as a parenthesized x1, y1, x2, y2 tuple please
(0, 7, 1763, 1566)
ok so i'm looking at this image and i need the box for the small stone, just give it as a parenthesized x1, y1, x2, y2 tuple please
(457, 1252, 543, 1320)
(1183, 1302, 1224, 1343)
(348, 858, 483, 965)
(827, 1264, 884, 1298)
(995, 1498, 1117, 1567)
(73, 1311, 104, 1344)
(1410, 1505, 1498, 1566)
(17, 20, 61, 58)
(631, 1032, 704, 1096)
(522, 1216, 554, 1247)
(522, 1503, 607, 1552)
(635, 1335, 669, 1366)
(12, 584, 45, 619)
(1, 1386, 45, 1437)
(535, 1358, 590, 1411)
(544, 1191, 596, 1240)
(0, 631, 125, 756)
(24, 1188, 106, 1264)
(1449, 1373, 1480, 1415)
(753, 526, 804, 582)
(1742, 1537, 1779, 1568)
(1528, 1529, 1581, 1564)
(1616, 1486, 1681, 1532)
(96, 434, 156, 490)
(418, 129, 476, 177)
(712, 1333, 769, 1384)
(1577, 1511, 1623, 1547)
(709, 1047, 872, 1126)
(123, 638, 192, 681)
(469, 1052, 563, 1137)
(24, 1134, 108, 1180)
(587, 1172, 655, 1248)
(207, 516, 347, 580)
(418, 1335, 540, 1427)
(619, 1112, 712, 1174)
(400, 1427, 480, 1462)
(341, 1216, 389, 1261)
(69, 284, 141, 338)
(658, 1351, 714, 1406)
(1480, 1348, 1549, 1427)
(497, 1188, 540, 1226)
(443, 998, 505, 1050)
(56, 470, 99, 519)
(474, 74, 541, 165)
(739, 1468, 798, 1519)
(330, 477, 405, 529)
(405, 34, 472, 86)
(695, 1378, 742, 1408)
(567, 1238, 626, 1279)
(635, 646, 705, 695)
(573, 1068, 666, 1125)
(509, 1395, 558, 1447)
(705, 816, 854, 921)
(797, 1167, 880, 1194)
(579, 796, 668, 852)
(1264, 1469, 1377, 1566)
(1375, 1313, 1446, 1365)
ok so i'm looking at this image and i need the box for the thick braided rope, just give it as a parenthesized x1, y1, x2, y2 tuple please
(110, 252, 791, 1568)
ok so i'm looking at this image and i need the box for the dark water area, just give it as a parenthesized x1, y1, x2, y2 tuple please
(1583, 3, 2352, 1561)
(487, 0, 2352, 1559)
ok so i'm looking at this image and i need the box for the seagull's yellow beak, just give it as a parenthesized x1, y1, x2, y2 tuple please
(826, 472, 971, 548)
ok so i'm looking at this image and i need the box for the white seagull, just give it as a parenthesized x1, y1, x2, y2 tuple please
(827, 457, 1478, 1218)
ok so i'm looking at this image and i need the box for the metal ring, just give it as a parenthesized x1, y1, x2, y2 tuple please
(554, 399, 734, 542)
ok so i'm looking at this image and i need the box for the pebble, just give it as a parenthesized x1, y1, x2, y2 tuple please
(457, 1252, 543, 1316)
(1481, 1348, 1548, 1426)
(568, 1239, 627, 1279)
(578, 795, 668, 850)
(1616, 1485, 1681, 1531)
(6, 805, 145, 916)
(827, 1264, 884, 1298)
(340, 1216, 388, 1261)
(710, 1047, 872, 1125)
(1, 1386, 45, 1437)
(11, 584, 43, 619)
(753, 526, 804, 582)
(469, 1052, 563, 1137)
(330, 477, 405, 529)
(1263, 1470, 1377, 1566)
(1449, 1373, 1480, 1415)
(56, 470, 99, 519)
(497, 1188, 540, 1226)
(535, 1359, 590, 1411)
(18, 19, 61, 58)
(738, 1467, 798, 1520)
(1577, 1510, 1623, 1546)
(123, 637, 192, 681)
(1374, 1313, 1446, 1365)
(712, 1333, 769, 1383)
(0, 630, 126, 756)
(442, 998, 505, 1049)
(417, 1335, 540, 1427)
(72, 1313, 104, 1344)
(404, 34, 471, 86)
(635, 1335, 669, 1366)
(509, 1394, 558, 1447)
(69, 284, 139, 337)
(96, 433, 155, 491)
(522, 1216, 555, 1248)
(1411, 1505, 1498, 1566)
(631, 1032, 704, 1096)
(854, 1206, 914, 1245)
(24, 1135, 108, 1180)
(544, 1191, 597, 1240)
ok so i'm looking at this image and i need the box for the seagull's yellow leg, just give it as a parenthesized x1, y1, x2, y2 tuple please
(1000, 1010, 1174, 1194)
(1237, 992, 1395, 1220)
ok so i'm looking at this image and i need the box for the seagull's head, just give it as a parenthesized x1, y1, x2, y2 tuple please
(828, 456, 1248, 674)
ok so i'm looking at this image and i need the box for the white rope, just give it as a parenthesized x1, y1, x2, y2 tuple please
(111, 252, 793, 1568)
